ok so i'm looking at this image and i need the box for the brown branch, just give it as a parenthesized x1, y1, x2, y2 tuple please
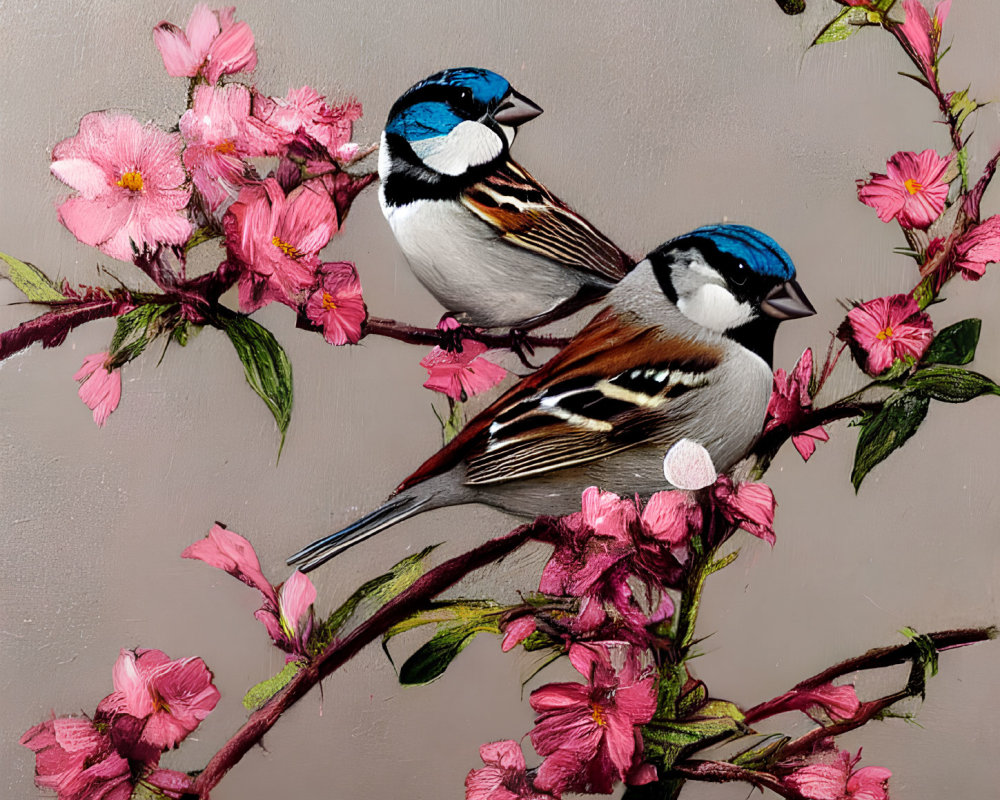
(190, 524, 535, 798)
(745, 626, 996, 752)
(361, 316, 571, 351)
(1, 299, 123, 360)
(673, 760, 800, 799)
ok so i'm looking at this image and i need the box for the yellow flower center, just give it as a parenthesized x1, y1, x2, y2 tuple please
(590, 702, 608, 727)
(272, 236, 303, 259)
(215, 139, 237, 154)
(150, 686, 171, 714)
(904, 178, 923, 195)
(117, 171, 144, 192)
(321, 292, 337, 310)
(876, 326, 895, 341)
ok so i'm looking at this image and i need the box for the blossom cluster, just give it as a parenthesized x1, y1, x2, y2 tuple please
(49, 4, 372, 426)
(21, 648, 219, 800)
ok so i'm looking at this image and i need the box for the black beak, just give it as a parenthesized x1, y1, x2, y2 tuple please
(493, 89, 543, 126)
(761, 279, 816, 320)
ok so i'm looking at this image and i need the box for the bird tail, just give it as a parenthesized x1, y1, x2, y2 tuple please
(287, 493, 433, 573)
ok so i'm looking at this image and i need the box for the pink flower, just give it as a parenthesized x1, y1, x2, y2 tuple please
(857, 150, 952, 229)
(640, 489, 700, 548)
(253, 87, 363, 163)
(745, 683, 860, 725)
(153, 4, 257, 84)
(51, 112, 191, 261)
(898, 0, 951, 80)
(20, 716, 132, 800)
(713, 478, 777, 546)
(765, 348, 830, 461)
(180, 84, 273, 211)
(501, 616, 537, 652)
(305, 262, 366, 345)
(529, 642, 657, 795)
(465, 740, 554, 800)
(784, 749, 891, 800)
(953, 215, 1000, 281)
(73, 352, 122, 427)
(182, 524, 316, 657)
(420, 340, 507, 401)
(846, 294, 934, 375)
(224, 177, 337, 311)
(96, 648, 220, 751)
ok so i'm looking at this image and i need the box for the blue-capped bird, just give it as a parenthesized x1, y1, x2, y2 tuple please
(289, 224, 815, 572)
(378, 67, 634, 329)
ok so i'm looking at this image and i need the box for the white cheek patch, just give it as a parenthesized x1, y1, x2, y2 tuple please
(410, 120, 503, 176)
(677, 283, 755, 332)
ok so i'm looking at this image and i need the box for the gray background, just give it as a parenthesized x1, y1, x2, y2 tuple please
(2, 1, 998, 798)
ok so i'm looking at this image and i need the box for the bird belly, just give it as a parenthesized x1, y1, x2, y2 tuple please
(384, 199, 588, 328)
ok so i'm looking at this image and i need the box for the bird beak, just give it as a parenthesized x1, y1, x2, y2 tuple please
(493, 89, 543, 126)
(761, 279, 816, 320)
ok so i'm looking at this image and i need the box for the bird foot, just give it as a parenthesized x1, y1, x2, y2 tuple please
(507, 328, 539, 369)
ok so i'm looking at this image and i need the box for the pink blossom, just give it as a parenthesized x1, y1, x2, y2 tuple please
(501, 616, 537, 652)
(746, 683, 860, 725)
(420, 340, 507, 401)
(465, 740, 554, 800)
(153, 4, 257, 84)
(846, 294, 934, 375)
(713, 478, 777, 545)
(784, 749, 891, 800)
(224, 177, 337, 311)
(305, 261, 366, 345)
(529, 642, 657, 795)
(179, 84, 273, 211)
(898, 0, 951, 80)
(51, 112, 191, 260)
(253, 86, 363, 162)
(96, 648, 220, 751)
(182, 524, 316, 656)
(640, 489, 700, 548)
(765, 348, 830, 461)
(953, 215, 1000, 281)
(20, 716, 132, 800)
(73, 352, 122, 427)
(857, 150, 952, 229)
(144, 768, 195, 798)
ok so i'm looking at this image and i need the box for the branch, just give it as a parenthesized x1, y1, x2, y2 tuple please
(361, 316, 571, 351)
(1, 299, 124, 360)
(673, 760, 800, 799)
(190, 524, 535, 797)
(744, 626, 996, 746)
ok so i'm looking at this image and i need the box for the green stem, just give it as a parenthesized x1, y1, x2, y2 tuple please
(674, 545, 717, 654)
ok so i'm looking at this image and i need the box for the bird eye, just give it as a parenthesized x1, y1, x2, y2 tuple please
(732, 263, 748, 286)
(458, 87, 473, 104)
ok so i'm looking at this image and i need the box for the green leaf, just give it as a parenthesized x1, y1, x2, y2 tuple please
(852, 391, 930, 489)
(215, 310, 294, 445)
(398, 619, 501, 685)
(108, 304, 177, 367)
(432, 400, 464, 445)
(774, 0, 805, 14)
(949, 87, 981, 131)
(731, 735, 792, 770)
(923, 319, 981, 365)
(812, 7, 871, 46)
(318, 545, 438, 646)
(242, 661, 303, 710)
(384, 599, 502, 639)
(0, 252, 65, 302)
(907, 366, 1000, 403)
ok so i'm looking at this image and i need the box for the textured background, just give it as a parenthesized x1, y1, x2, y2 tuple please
(2, 1, 998, 798)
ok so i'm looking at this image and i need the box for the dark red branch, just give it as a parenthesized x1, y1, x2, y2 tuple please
(673, 760, 799, 799)
(190, 524, 535, 798)
(0, 299, 123, 360)
(361, 315, 571, 351)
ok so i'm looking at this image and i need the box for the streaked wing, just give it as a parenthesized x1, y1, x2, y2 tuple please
(461, 160, 633, 283)
(395, 311, 722, 492)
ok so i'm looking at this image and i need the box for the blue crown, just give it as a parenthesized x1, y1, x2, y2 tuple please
(689, 224, 796, 279)
(387, 68, 512, 142)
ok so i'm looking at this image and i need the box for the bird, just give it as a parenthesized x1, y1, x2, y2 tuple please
(289, 224, 815, 572)
(378, 67, 634, 330)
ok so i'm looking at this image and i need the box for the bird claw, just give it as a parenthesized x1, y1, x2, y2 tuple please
(507, 328, 539, 369)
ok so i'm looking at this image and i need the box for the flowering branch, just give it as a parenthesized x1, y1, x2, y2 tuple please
(190, 524, 534, 798)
